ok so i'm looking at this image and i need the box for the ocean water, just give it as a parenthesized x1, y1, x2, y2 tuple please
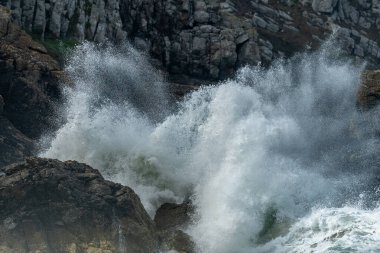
(40, 40, 380, 252)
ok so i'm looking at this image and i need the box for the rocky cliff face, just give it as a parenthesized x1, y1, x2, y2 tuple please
(0, 5, 64, 167)
(2, 0, 380, 82)
(0, 5, 63, 139)
(1, 0, 127, 42)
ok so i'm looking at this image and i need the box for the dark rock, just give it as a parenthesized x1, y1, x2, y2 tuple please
(172, 83, 199, 98)
(155, 200, 195, 253)
(0, 95, 3, 114)
(159, 229, 196, 253)
(0, 157, 160, 252)
(1, 0, 126, 42)
(155, 200, 194, 231)
(0, 5, 63, 139)
(357, 70, 380, 108)
(0, 116, 33, 168)
(312, 0, 339, 13)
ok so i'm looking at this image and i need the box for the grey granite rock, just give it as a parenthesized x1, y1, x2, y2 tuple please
(312, 0, 338, 13)
(2, 0, 380, 81)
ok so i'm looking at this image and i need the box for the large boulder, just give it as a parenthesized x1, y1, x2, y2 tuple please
(0, 157, 160, 252)
(4, 0, 380, 82)
(0, 5, 63, 139)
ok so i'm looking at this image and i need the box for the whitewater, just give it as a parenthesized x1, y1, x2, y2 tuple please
(40, 40, 380, 253)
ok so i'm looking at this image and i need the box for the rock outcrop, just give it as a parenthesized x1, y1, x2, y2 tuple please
(0, 115, 33, 168)
(0, 5, 63, 139)
(3, 0, 380, 82)
(0, 157, 159, 252)
(358, 70, 380, 108)
(0, 157, 195, 253)
(155, 201, 195, 253)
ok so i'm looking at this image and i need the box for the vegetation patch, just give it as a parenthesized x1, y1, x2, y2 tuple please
(32, 35, 79, 60)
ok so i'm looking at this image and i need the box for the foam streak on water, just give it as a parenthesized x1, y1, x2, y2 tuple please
(40, 41, 380, 252)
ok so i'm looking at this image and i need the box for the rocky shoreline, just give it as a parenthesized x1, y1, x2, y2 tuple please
(0, 157, 194, 253)
(1, 1, 380, 252)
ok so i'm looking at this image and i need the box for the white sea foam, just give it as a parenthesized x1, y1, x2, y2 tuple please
(40, 41, 380, 252)
(257, 206, 380, 253)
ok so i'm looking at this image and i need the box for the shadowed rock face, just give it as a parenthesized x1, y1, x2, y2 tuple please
(0, 5, 63, 139)
(0, 95, 3, 114)
(0, 157, 159, 253)
(0, 157, 195, 253)
(155, 201, 194, 231)
(155, 201, 196, 253)
(0, 115, 33, 168)
(358, 70, 380, 108)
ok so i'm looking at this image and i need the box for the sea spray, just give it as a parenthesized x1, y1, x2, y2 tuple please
(40, 41, 380, 252)
(256, 206, 380, 253)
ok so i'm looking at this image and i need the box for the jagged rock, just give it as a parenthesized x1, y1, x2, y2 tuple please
(0, 5, 63, 139)
(357, 70, 380, 108)
(155, 201, 195, 253)
(0, 116, 33, 168)
(1, 0, 126, 42)
(155, 201, 194, 231)
(0, 157, 160, 252)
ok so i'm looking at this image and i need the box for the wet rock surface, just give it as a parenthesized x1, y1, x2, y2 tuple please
(155, 201, 196, 253)
(0, 157, 160, 253)
(2, 2, 380, 253)
(155, 200, 194, 231)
